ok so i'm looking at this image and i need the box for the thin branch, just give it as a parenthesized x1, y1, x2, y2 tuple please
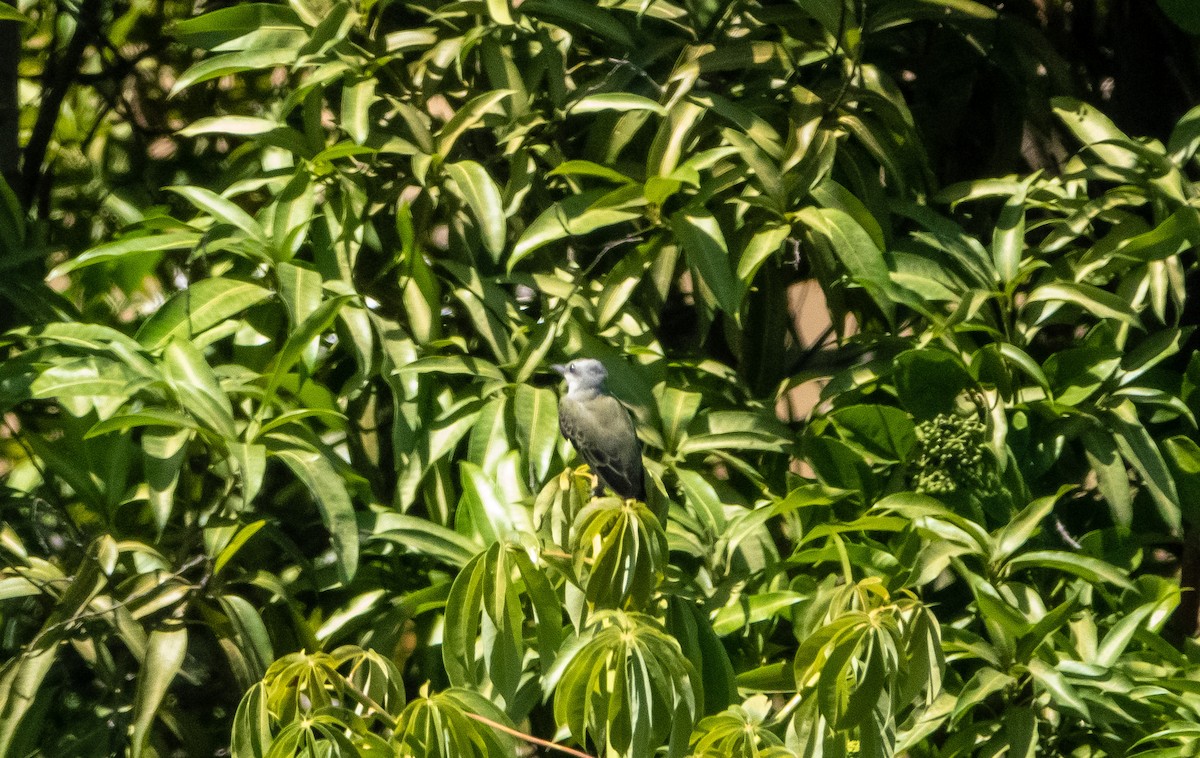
(769, 692, 804, 726)
(823, 0, 867, 119)
(465, 712, 597, 758)
(0, 1, 20, 191)
(1054, 516, 1083, 550)
(339, 679, 399, 730)
(21, 0, 102, 210)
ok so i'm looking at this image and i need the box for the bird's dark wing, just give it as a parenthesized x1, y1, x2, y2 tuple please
(559, 394, 645, 500)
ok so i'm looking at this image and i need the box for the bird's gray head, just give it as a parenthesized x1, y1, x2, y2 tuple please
(552, 358, 608, 395)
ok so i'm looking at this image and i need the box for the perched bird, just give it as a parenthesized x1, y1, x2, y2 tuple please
(553, 358, 646, 501)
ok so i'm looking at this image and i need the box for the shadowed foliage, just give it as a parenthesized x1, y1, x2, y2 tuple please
(1, 1, 1200, 756)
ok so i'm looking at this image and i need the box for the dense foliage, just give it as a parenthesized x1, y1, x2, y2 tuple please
(2, 0, 1200, 756)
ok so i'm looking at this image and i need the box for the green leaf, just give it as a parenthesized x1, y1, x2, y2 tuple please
(341, 77, 377, 144)
(217, 594, 274, 684)
(1024, 282, 1142, 327)
(178, 116, 280, 137)
(991, 176, 1034, 284)
(0, 543, 114, 753)
(671, 209, 742, 316)
(163, 338, 237, 439)
(712, 592, 807, 635)
(267, 436, 359, 584)
(445, 161, 507, 261)
(724, 128, 784, 204)
(1165, 435, 1200, 525)
(1103, 208, 1200, 264)
(553, 612, 697, 756)
(0, 643, 58, 755)
(736, 224, 790, 283)
(568, 93, 665, 116)
(172, 3, 303, 48)
(86, 409, 197, 437)
(142, 427, 190, 535)
(951, 667, 1015, 724)
(1106, 400, 1182, 533)
(0, 5, 32, 24)
(168, 185, 266, 242)
(137, 278, 273, 350)
(1082, 430, 1133, 526)
(1027, 658, 1091, 720)
(0, 175, 24, 259)
(549, 160, 636, 184)
(442, 551, 488, 688)
(735, 662, 794, 692)
(1006, 550, 1136, 590)
(828, 405, 917, 463)
(1122, 327, 1190, 381)
(514, 385, 559, 485)
(1095, 602, 1156, 667)
(985, 343, 1047, 393)
(485, 0, 515, 24)
(435, 90, 514, 156)
(509, 188, 644, 270)
(397, 355, 506, 381)
(596, 237, 659, 329)
(468, 395, 511, 473)
(519, 0, 635, 47)
(870, 0, 998, 26)
(276, 260, 323, 351)
(456, 462, 521, 545)
(29, 355, 147, 401)
(365, 513, 479, 568)
(231, 683, 271, 758)
(213, 520, 268, 576)
(993, 489, 1068, 564)
(1160, 0, 1200, 34)
(894, 349, 975, 418)
(797, 206, 899, 322)
(171, 48, 300, 94)
(676, 467, 726, 536)
(129, 623, 188, 758)
(1051, 96, 1137, 169)
(1169, 103, 1200, 162)
(229, 442, 267, 509)
(47, 232, 199, 278)
(803, 435, 877, 494)
(1043, 346, 1121, 405)
(657, 387, 702, 454)
(260, 294, 354, 411)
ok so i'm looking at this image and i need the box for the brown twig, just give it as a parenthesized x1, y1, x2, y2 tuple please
(0, 1, 20, 191)
(22, 0, 102, 210)
(464, 712, 596, 758)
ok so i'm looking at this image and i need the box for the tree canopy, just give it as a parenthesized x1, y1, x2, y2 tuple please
(2, 1, 1200, 756)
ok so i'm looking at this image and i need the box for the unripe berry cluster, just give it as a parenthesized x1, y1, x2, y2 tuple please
(909, 413, 990, 496)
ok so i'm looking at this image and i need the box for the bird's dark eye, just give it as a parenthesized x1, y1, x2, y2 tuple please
(568, 364, 576, 373)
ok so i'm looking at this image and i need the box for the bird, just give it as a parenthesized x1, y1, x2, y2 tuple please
(552, 358, 646, 501)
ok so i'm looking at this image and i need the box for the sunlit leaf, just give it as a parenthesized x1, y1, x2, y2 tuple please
(445, 160, 507, 260)
(137, 278, 273, 350)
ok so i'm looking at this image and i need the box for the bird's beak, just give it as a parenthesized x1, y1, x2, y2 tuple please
(551, 364, 568, 376)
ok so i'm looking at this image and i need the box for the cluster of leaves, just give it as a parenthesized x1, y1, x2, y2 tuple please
(0, 0, 247, 331)
(800, 87, 1200, 754)
(2, 0, 1200, 756)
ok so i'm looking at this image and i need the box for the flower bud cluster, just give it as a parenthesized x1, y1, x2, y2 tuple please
(909, 413, 991, 496)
